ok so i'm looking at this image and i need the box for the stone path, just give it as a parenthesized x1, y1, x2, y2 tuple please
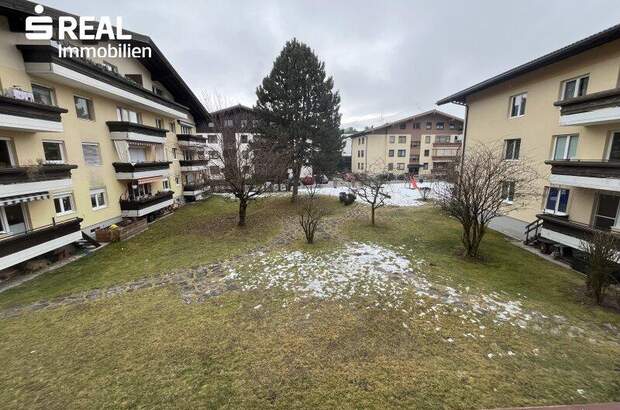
(0, 203, 367, 319)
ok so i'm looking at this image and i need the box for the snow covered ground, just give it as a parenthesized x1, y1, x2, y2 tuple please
(314, 181, 438, 207)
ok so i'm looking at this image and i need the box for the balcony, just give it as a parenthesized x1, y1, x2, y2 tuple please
(182, 183, 210, 198)
(0, 95, 67, 132)
(107, 121, 167, 144)
(537, 213, 618, 250)
(177, 134, 207, 149)
(554, 88, 620, 126)
(0, 218, 83, 270)
(546, 159, 620, 191)
(119, 191, 174, 217)
(1, 164, 76, 198)
(179, 159, 209, 172)
(17, 44, 189, 120)
(113, 161, 171, 180)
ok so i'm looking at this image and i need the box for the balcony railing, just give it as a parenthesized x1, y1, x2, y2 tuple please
(0, 218, 82, 259)
(107, 121, 167, 141)
(179, 159, 209, 167)
(554, 88, 620, 126)
(0, 164, 77, 185)
(177, 134, 207, 145)
(537, 213, 619, 244)
(545, 159, 620, 178)
(0, 94, 68, 132)
(113, 161, 171, 173)
(119, 191, 173, 211)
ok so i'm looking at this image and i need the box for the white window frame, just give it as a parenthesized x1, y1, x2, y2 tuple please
(53, 192, 75, 216)
(81, 142, 102, 166)
(0, 137, 16, 166)
(551, 135, 579, 160)
(501, 181, 515, 203)
(0, 206, 8, 234)
(509, 93, 527, 118)
(504, 138, 521, 160)
(74, 95, 94, 120)
(398, 136, 406, 144)
(90, 188, 107, 210)
(397, 149, 406, 157)
(116, 106, 141, 124)
(155, 118, 164, 129)
(42, 140, 66, 164)
(543, 186, 570, 216)
(560, 75, 589, 100)
(162, 178, 171, 191)
(31, 83, 56, 106)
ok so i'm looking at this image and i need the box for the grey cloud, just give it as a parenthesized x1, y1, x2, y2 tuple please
(45, 0, 620, 129)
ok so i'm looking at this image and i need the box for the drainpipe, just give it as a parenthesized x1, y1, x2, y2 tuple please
(461, 103, 469, 163)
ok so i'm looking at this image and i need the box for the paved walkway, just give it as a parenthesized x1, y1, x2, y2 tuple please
(488, 215, 528, 241)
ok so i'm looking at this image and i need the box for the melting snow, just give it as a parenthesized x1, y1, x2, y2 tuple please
(313, 182, 442, 207)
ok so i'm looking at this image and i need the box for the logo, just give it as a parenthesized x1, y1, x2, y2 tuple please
(25, 5, 150, 59)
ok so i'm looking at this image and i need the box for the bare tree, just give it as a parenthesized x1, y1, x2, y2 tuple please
(298, 185, 328, 244)
(581, 231, 619, 305)
(435, 142, 539, 258)
(351, 171, 391, 225)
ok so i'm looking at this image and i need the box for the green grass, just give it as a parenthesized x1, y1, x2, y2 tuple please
(1, 200, 619, 409)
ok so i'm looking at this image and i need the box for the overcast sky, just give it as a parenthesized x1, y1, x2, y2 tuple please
(44, 0, 620, 129)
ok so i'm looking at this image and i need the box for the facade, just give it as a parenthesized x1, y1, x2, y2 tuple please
(0, 1, 209, 270)
(350, 110, 463, 177)
(437, 22, 620, 255)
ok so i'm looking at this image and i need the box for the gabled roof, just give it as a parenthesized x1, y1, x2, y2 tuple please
(0, 0, 211, 131)
(437, 22, 620, 105)
(348, 109, 463, 138)
(209, 104, 254, 115)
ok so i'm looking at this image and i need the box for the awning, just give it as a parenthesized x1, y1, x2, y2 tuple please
(137, 176, 164, 185)
(0, 191, 50, 206)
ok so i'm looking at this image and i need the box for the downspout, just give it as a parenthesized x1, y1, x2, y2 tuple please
(461, 102, 469, 163)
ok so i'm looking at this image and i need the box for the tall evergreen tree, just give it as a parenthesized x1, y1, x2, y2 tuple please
(254, 39, 342, 201)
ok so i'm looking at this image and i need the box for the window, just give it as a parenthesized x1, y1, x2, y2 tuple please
(181, 124, 192, 134)
(388, 163, 394, 170)
(561, 75, 588, 100)
(172, 148, 177, 159)
(399, 123, 406, 129)
(210, 166, 221, 175)
(509, 93, 527, 117)
(0, 139, 15, 167)
(411, 141, 420, 148)
(240, 135, 249, 143)
(117, 107, 141, 124)
(357, 150, 364, 158)
(426, 122, 432, 129)
(436, 122, 445, 129)
(413, 122, 420, 129)
(102, 61, 118, 73)
(82, 143, 101, 165)
(162, 179, 170, 190)
(169, 121, 177, 133)
(449, 122, 456, 130)
(53, 193, 74, 215)
(504, 138, 521, 160)
(90, 189, 107, 210)
(126, 74, 143, 86)
(74, 96, 94, 120)
(423, 163, 428, 170)
(241, 119, 248, 128)
(155, 118, 164, 129)
(208, 122, 215, 128)
(207, 135, 218, 144)
(552, 135, 578, 160)
(209, 150, 219, 159)
(544, 187, 570, 215)
(501, 181, 515, 202)
(224, 119, 234, 127)
(388, 149, 394, 157)
(423, 149, 430, 156)
(425, 135, 431, 144)
(595, 194, 620, 229)
(389, 136, 395, 144)
(43, 141, 65, 163)
(435, 135, 450, 143)
(32, 84, 55, 106)
(152, 86, 164, 96)
(397, 163, 405, 170)
(397, 149, 406, 157)
(175, 176, 180, 185)
(398, 136, 406, 143)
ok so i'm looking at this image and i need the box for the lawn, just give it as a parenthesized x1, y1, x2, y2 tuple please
(0, 196, 619, 409)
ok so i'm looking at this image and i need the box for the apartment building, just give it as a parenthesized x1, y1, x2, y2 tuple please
(0, 1, 209, 270)
(437, 23, 620, 256)
(350, 110, 463, 177)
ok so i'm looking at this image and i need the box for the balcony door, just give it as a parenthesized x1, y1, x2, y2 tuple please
(594, 194, 620, 229)
(0, 139, 15, 167)
(1, 204, 27, 235)
(608, 132, 620, 161)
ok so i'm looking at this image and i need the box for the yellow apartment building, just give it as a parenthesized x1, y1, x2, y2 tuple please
(438, 23, 620, 256)
(0, 1, 210, 270)
(350, 110, 463, 177)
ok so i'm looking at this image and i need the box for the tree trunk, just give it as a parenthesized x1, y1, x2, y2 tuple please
(238, 199, 248, 227)
(291, 163, 302, 202)
(371, 206, 376, 225)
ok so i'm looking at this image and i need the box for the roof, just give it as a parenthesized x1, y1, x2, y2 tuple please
(0, 0, 211, 131)
(209, 104, 254, 115)
(348, 109, 463, 138)
(437, 22, 620, 105)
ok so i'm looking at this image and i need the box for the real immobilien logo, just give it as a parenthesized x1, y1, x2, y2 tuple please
(25, 4, 151, 59)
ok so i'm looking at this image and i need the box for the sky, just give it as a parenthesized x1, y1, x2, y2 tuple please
(44, 0, 620, 130)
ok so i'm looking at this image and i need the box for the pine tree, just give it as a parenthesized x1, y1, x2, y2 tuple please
(254, 39, 341, 201)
